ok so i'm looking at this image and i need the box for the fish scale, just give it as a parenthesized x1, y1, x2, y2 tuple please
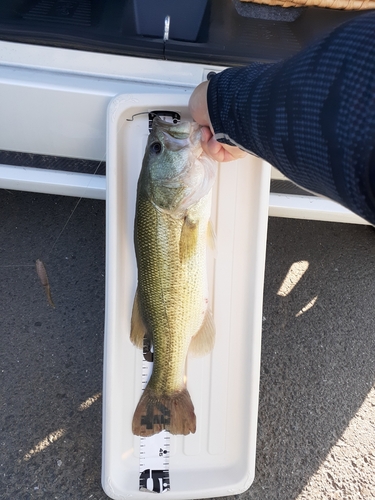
(136, 195, 197, 393)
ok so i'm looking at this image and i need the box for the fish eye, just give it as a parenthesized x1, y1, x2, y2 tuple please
(150, 141, 162, 154)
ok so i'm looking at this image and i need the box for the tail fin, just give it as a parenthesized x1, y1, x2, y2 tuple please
(132, 386, 196, 436)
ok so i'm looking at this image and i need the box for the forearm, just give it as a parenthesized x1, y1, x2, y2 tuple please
(207, 12, 375, 224)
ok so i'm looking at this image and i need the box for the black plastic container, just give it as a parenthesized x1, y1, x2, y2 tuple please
(132, 0, 209, 41)
(0, 0, 364, 66)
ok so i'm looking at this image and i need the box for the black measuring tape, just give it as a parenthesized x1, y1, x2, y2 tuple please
(138, 338, 171, 493)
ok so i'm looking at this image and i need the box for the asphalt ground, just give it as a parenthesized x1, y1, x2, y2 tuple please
(1, 190, 375, 500)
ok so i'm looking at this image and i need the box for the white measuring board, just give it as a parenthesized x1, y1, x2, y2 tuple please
(102, 93, 271, 500)
(139, 432, 170, 493)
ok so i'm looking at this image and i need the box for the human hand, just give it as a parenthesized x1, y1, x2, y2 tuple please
(188, 81, 247, 163)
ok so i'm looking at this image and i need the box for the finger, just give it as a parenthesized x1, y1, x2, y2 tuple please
(202, 137, 233, 162)
(201, 135, 224, 162)
(200, 126, 213, 143)
(222, 144, 247, 161)
(202, 135, 247, 162)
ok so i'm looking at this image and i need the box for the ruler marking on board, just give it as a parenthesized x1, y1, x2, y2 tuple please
(138, 337, 170, 493)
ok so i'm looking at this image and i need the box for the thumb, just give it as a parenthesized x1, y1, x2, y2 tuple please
(189, 81, 211, 128)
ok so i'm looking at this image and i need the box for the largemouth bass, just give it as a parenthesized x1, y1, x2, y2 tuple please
(131, 117, 217, 436)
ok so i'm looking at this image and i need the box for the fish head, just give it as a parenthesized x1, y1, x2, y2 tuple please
(139, 117, 217, 215)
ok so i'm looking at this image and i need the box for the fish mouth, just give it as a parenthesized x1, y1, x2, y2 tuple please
(153, 116, 192, 138)
(153, 117, 201, 150)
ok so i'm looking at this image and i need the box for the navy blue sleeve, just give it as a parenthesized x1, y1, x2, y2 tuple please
(207, 12, 375, 225)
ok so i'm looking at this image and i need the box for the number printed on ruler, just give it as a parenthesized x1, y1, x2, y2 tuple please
(139, 337, 170, 493)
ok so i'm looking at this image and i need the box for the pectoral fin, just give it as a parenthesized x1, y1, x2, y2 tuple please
(179, 216, 198, 262)
(130, 289, 147, 349)
(207, 219, 217, 256)
(189, 309, 215, 357)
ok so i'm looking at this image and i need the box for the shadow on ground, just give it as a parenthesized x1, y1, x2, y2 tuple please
(240, 218, 375, 500)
